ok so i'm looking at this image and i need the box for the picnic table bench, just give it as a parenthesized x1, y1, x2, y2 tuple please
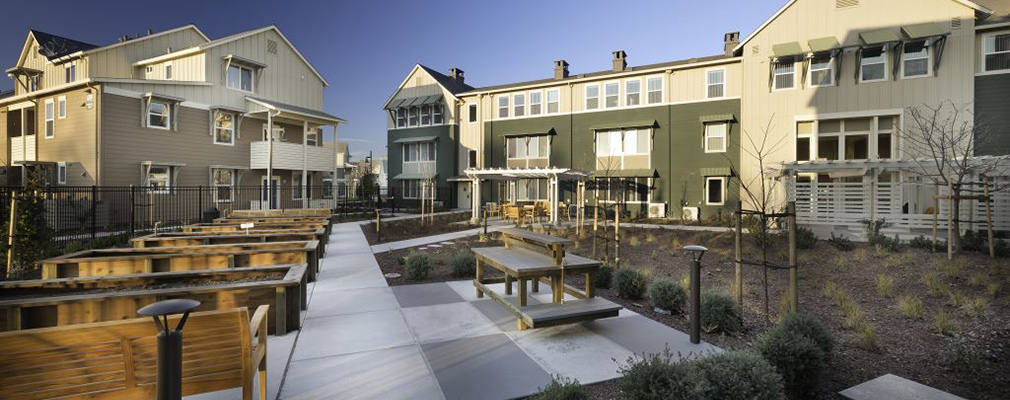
(473, 228, 621, 330)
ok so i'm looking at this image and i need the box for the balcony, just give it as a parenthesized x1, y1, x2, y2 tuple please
(250, 140, 334, 171)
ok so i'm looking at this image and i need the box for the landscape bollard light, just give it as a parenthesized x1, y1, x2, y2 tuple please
(137, 299, 201, 400)
(683, 245, 708, 344)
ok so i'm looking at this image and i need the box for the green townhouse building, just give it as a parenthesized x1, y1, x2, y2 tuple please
(384, 33, 745, 221)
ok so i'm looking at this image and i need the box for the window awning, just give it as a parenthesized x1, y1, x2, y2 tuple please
(393, 172, 437, 180)
(901, 23, 945, 39)
(590, 120, 657, 131)
(223, 54, 267, 69)
(700, 167, 732, 177)
(143, 92, 185, 103)
(859, 29, 900, 45)
(503, 128, 556, 138)
(699, 114, 736, 123)
(596, 168, 655, 178)
(772, 42, 805, 58)
(808, 37, 840, 53)
(392, 135, 438, 144)
(386, 94, 444, 110)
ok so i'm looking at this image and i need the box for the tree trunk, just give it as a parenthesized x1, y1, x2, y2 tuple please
(952, 186, 962, 253)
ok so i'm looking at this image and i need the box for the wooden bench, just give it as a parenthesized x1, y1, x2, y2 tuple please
(0, 305, 269, 400)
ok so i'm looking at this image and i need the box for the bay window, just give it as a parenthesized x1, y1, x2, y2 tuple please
(506, 136, 550, 160)
(594, 177, 649, 203)
(809, 53, 834, 86)
(625, 79, 640, 106)
(595, 128, 651, 169)
(403, 141, 436, 162)
(983, 33, 1010, 72)
(902, 40, 930, 78)
(860, 46, 887, 82)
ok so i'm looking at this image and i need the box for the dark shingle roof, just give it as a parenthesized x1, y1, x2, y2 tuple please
(976, 0, 1010, 25)
(29, 30, 99, 60)
(417, 65, 474, 94)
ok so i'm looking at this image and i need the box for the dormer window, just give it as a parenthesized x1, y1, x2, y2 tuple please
(227, 64, 254, 92)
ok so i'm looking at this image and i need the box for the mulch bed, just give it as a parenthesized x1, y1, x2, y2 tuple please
(374, 236, 503, 286)
(361, 212, 473, 245)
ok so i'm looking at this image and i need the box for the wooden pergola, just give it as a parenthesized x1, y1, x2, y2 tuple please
(463, 167, 592, 226)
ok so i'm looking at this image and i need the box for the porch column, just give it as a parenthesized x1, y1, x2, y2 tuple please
(302, 120, 309, 209)
(332, 124, 339, 210)
(550, 175, 559, 225)
(266, 111, 274, 210)
(472, 178, 481, 223)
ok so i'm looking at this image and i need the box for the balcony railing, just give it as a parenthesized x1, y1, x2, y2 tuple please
(10, 135, 37, 162)
(250, 141, 334, 171)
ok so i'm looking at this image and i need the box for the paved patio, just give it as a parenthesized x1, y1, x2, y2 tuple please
(189, 217, 720, 400)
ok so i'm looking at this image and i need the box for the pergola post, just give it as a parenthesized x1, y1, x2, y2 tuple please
(550, 174, 559, 226)
(302, 120, 309, 209)
(266, 111, 274, 210)
(471, 177, 482, 223)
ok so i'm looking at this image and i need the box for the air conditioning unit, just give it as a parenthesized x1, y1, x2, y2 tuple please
(648, 203, 666, 218)
(682, 207, 700, 221)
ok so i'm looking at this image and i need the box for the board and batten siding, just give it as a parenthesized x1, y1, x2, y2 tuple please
(386, 67, 460, 130)
(142, 52, 206, 82)
(87, 27, 209, 80)
(15, 43, 88, 96)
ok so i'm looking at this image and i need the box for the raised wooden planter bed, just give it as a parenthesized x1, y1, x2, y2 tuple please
(186, 221, 331, 236)
(0, 264, 305, 334)
(39, 240, 320, 282)
(230, 208, 331, 218)
(173, 226, 328, 251)
(132, 230, 325, 257)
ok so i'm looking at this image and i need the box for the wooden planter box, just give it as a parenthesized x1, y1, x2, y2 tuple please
(230, 208, 332, 218)
(132, 231, 325, 258)
(0, 265, 305, 334)
(185, 222, 331, 237)
(40, 240, 320, 282)
(173, 226, 328, 251)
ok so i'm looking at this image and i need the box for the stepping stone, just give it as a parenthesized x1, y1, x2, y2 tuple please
(384, 272, 401, 278)
(840, 374, 967, 400)
(440, 241, 454, 245)
(428, 244, 442, 248)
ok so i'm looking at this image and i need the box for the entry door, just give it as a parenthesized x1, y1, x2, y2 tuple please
(261, 176, 280, 208)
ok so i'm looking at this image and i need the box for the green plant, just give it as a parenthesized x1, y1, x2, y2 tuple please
(615, 268, 649, 300)
(933, 310, 957, 336)
(910, 235, 942, 251)
(876, 275, 894, 298)
(449, 251, 476, 278)
(744, 216, 776, 249)
(404, 252, 432, 280)
(779, 313, 834, 356)
(650, 279, 687, 313)
(947, 290, 967, 308)
(923, 272, 948, 297)
(595, 264, 613, 289)
(792, 226, 817, 249)
(861, 218, 901, 252)
(755, 328, 825, 396)
(0, 170, 54, 279)
(940, 257, 969, 279)
(827, 233, 854, 251)
(968, 271, 989, 287)
(961, 297, 989, 317)
(855, 325, 879, 351)
(700, 291, 742, 334)
(883, 254, 910, 269)
(618, 350, 709, 400)
(897, 295, 925, 320)
(693, 351, 786, 400)
(533, 376, 588, 400)
(961, 230, 986, 253)
(987, 282, 1002, 297)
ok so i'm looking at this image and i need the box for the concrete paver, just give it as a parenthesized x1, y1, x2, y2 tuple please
(292, 309, 415, 361)
(400, 302, 500, 344)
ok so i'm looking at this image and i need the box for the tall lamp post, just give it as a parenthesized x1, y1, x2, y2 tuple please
(137, 299, 201, 400)
(683, 245, 708, 344)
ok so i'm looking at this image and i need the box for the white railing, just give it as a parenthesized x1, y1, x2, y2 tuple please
(250, 141, 334, 171)
(10, 135, 36, 162)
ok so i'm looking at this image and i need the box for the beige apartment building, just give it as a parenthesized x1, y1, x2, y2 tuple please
(1, 25, 344, 210)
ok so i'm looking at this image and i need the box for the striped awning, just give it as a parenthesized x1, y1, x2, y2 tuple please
(901, 23, 945, 39)
(860, 28, 900, 45)
(808, 36, 840, 53)
(772, 42, 805, 58)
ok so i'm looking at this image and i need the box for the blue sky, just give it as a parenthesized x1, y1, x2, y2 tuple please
(0, 0, 783, 160)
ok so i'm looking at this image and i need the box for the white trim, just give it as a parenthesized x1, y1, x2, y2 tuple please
(381, 64, 463, 109)
(146, 100, 172, 130)
(211, 167, 235, 203)
(977, 21, 1010, 31)
(808, 54, 835, 87)
(489, 96, 741, 122)
(645, 75, 664, 105)
(859, 45, 889, 83)
(900, 39, 933, 79)
(584, 83, 600, 110)
(213, 110, 236, 146)
(57, 162, 67, 185)
(705, 176, 726, 206)
(497, 94, 510, 119)
(388, 122, 455, 131)
(164, 61, 173, 81)
(44, 98, 55, 139)
(704, 122, 728, 153)
(103, 86, 213, 110)
(546, 88, 561, 114)
(771, 59, 797, 91)
(602, 80, 620, 109)
(705, 67, 727, 99)
(528, 90, 543, 116)
(468, 103, 479, 123)
(624, 78, 642, 107)
(57, 96, 67, 119)
(793, 108, 905, 121)
(132, 46, 204, 66)
(512, 92, 526, 117)
(226, 64, 255, 93)
(95, 77, 213, 86)
(981, 31, 1010, 73)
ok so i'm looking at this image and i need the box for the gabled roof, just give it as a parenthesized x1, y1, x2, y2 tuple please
(417, 65, 474, 94)
(28, 30, 99, 61)
(199, 25, 329, 87)
(14, 25, 209, 69)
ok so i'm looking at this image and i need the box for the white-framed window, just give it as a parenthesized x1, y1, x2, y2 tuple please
(226, 64, 254, 92)
(146, 65, 154, 76)
(214, 111, 234, 145)
(65, 64, 76, 83)
(261, 123, 286, 141)
(546, 89, 560, 114)
(506, 135, 550, 160)
(433, 104, 444, 124)
(809, 53, 834, 87)
(517, 179, 549, 201)
(706, 69, 725, 98)
(403, 141, 436, 162)
(513, 93, 525, 117)
(146, 166, 172, 193)
(306, 129, 319, 146)
(877, 116, 895, 159)
(901, 40, 931, 78)
(420, 105, 432, 125)
(595, 129, 650, 157)
(704, 122, 727, 153)
(165, 62, 173, 80)
(860, 46, 888, 82)
(796, 121, 814, 161)
(57, 162, 67, 185)
(44, 99, 55, 138)
(397, 108, 407, 127)
(401, 179, 420, 199)
(982, 33, 1010, 72)
(646, 76, 663, 104)
(585, 84, 600, 110)
(498, 95, 509, 118)
(408, 106, 419, 126)
(212, 168, 234, 203)
(625, 79, 641, 106)
(468, 104, 478, 123)
(604, 81, 619, 108)
(529, 91, 542, 115)
(147, 100, 170, 130)
(773, 60, 796, 90)
(799, 117, 892, 162)
(705, 177, 725, 205)
(322, 177, 334, 199)
(593, 177, 649, 203)
(58, 96, 67, 119)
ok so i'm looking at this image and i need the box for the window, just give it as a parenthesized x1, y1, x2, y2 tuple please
(518, 179, 548, 200)
(902, 40, 930, 78)
(408, 106, 419, 126)
(773, 60, 795, 90)
(595, 128, 651, 169)
(65, 65, 76, 83)
(594, 177, 649, 203)
(44, 99, 55, 138)
(214, 112, 234, 145)
(432, 104, 444, 124)
(877, 116, 895, 159)
(213, 169, 234, 202)
(227, 65, 254, 92)
(401, 180, 420, 199)
(468, 150, 477, 168)
(397, 108, 407, 127)
(860, 46, 887, 82)
(506, 136, 550, 159)
(646, 76, 663, 104)
(57, 162, 67, 184)
(468, 104, 478, 123)
(707, 69, 725, 98)
(293, 173, 304, 200)
(146, 166, 172, 193)
(147, 100, 170, 129)
(498, 95, 509, 118)
(983, 33, 1010, 72)
(529, 91, 542, 115)
(625, 79, 641, 106)
(546, 89, 560, 114)
(165, 63, 173, 80)
(403, 141, 436, 162)
(261, 124, 286, 141)
(585, 84, 599, 110)
(809, 53, 834, 86)
(420, 105, 432, 125)
(513, 93, 525, 117)
(29, 76, 38, 92)
(58, 96, 67, 119)
(604, 82, 619, 108)
(705, 177, 725, 205)
(796, 121, 815, 161)
(306, 129, 319, 146)
(322, 178, 333, 199)
(704, 123, 727, 153)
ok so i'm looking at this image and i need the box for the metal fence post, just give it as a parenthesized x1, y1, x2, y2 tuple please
(198, 185, 204, 222)
(129, 185, 136, 238)
(90, 185, 97, 242)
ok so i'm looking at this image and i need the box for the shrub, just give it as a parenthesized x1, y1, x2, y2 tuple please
(861, 218, 901, 252)
(961, 230, 986, 253)
(615, 268, 649, 300)
(755, 328, 825, 396)
(650, 280, 687, 313)
(533, 376, 588, 400)
(876, 275, 894, 298)
(404, 252, 432, 280)
(700, 291, 742, 334)
(883, 254, 910, 269)
(910, 235, 940, 251)
(897, 295, 925, 320)
(618, 351, 709, 400)
(449, 251, 476, 278)
(693, 351, 785, 400)
(968, 271, 989, 287)
(828, 233, 854, 251)
(923, 272, 948, 297)
(790, 226, 817, 249)
(947, 290, 967, 308)
(855, 325, 879, 351)
(961, 297, 989, 317)
(779, 313, 834, 356)
(933, 310, 957, 336)
(940, 257, 968, 279)
(595, 264, 613, 289)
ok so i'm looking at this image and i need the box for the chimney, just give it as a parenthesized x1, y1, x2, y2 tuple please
(612, 50, 627, 72)
(724, 32, 740, 56)
(554, 60, 569, 80)
(449, 67, 465, 85)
